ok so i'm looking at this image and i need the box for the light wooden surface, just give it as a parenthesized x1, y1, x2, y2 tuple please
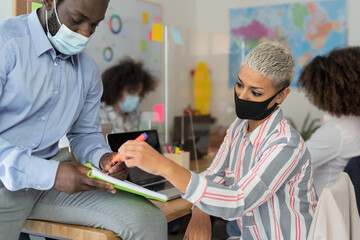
(151, 198, 192, 222)
(22, 220, 120, 240)
(23, 154, 214, 239)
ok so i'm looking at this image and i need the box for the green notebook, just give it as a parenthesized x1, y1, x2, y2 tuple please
(85, 163, 168, 202)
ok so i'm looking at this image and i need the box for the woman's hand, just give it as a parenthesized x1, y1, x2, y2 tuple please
(119, 140, 168, 176)
(183, 207, 212, 240)
(119, 140, 192, 193)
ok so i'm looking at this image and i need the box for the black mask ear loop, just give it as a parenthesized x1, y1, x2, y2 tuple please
(276, 87, 287, 105)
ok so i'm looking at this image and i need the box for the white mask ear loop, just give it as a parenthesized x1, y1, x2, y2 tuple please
(52, 0, 62, 25)
(45, 10, 50, 33)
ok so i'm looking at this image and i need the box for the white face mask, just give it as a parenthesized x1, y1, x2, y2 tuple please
(46, 0, 90, 55)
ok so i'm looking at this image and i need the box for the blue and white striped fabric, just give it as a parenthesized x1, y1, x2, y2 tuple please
(183, 108, 317, 240)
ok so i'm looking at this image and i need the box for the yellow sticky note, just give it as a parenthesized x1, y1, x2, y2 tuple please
(142, 12, 149, 24)
(31, 2, 43, 12)
(152, 23, 163, 42)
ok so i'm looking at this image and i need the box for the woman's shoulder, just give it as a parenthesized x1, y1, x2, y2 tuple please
(99, 103, 118, 120)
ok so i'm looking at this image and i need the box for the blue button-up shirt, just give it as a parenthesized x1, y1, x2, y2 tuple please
(0, 11, 112, 191)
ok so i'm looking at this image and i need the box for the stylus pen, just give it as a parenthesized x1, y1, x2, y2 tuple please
(110, 132, 148, 166)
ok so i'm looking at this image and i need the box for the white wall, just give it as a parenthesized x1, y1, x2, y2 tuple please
(0, 0, 13, 19)
(141, 0, 196, 29)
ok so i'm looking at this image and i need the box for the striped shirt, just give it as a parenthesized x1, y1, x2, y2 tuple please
(182, 109, 317, 240)
(99, 102, 141, 133)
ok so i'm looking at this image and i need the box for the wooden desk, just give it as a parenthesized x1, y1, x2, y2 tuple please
(150, 154, 214, 222)
(22, 154, 214, 239)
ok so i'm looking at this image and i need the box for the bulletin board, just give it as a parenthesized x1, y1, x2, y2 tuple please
(85, 0, 163, 80)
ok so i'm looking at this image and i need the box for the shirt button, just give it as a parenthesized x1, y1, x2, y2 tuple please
(54, 90, 59, 95)
(32, 143, 36, 147)
(36, 185, 41, 188)
(41, 116, 45, 120)
(54, 61, 58, 66)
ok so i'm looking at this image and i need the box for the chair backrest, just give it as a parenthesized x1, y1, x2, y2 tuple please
(307, 172, 360, 240)
(101, 123, 113, 141)
(343, 156, 360, 216)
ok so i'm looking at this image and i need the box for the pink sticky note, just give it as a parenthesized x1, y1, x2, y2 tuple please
(154, 16, 161, 23)
(153, 104, 164, 122)
(148, 30, 152, 41)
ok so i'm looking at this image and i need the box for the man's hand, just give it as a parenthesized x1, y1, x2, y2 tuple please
(183, 207, 212, 240)
(53, 161, 116, 194)
(99, 152, 128, 180)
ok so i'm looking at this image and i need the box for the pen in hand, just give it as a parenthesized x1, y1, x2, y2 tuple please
(110, 132, 148, 166)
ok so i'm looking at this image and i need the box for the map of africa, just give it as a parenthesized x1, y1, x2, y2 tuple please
(229, 0, 346, 87)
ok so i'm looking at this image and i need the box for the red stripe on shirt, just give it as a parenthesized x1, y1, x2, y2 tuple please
(253, 117, 271, 161)
(250, 143, 305, 211)
(204, 191, 244, 199)
(206, 132, 231, 175)
(235, 138, 247, 182)
(289, 168, 302, 240)
(270, 196, 280, 240)
(252, 119, 286, 173)
(203, 194, 244, 202)
(194, 180, 209, 204)
(252, 215, 262, 240)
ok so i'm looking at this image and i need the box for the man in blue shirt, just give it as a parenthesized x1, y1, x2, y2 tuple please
(0, 0, 166, 239)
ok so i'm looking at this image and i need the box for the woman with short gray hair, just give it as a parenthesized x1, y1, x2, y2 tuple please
(242, 41, 296, 90)
(117, 41, 317, 240)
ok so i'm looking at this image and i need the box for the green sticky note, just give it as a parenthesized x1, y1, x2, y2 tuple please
(140, 40, 147, 51)
(31, 2, 43, 12)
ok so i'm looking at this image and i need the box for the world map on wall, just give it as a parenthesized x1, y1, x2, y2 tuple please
(229, 0, 347, 87)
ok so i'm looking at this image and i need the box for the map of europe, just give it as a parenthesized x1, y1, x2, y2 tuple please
(229, 1, 347, 87)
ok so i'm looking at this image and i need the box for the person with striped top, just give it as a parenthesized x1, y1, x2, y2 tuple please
(117, 42, 317, 240)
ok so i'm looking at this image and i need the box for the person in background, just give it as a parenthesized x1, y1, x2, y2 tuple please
(100, 57, 157, 133)
(117, 42, 317, 240)
(0, 0, 166, 239)
(298, 46, 360, 196)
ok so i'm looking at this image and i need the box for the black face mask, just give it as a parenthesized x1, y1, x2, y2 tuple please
(234, 87, 285, 121)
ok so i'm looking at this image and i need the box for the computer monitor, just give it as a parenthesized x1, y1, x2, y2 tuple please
(106, 129, 163, 185)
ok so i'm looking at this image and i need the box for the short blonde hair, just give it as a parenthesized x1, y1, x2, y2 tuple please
(241, 42, 296, 89)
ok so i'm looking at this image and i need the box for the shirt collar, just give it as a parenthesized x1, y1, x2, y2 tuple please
(27, 9, 76, 66)
(247, 108, 283, 145)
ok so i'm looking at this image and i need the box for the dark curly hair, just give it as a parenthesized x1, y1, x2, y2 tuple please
(101, 57, 157, 105)
(298, 46, 360, 117)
